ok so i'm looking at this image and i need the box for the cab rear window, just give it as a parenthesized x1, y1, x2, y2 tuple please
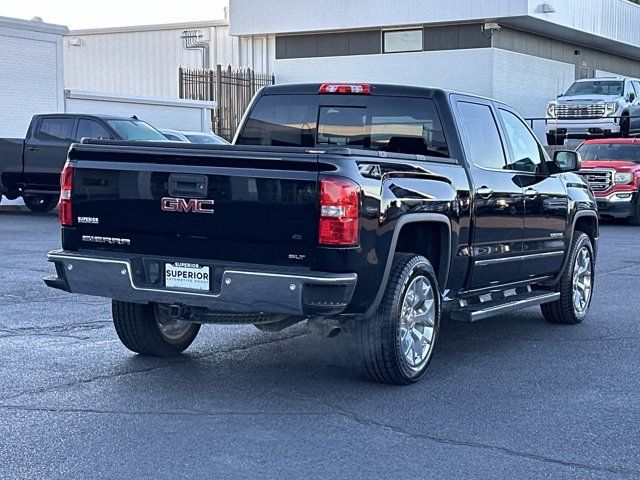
(237, 94, 449, 157)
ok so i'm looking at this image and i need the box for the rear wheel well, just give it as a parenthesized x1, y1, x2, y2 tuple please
(394, 222, 449, 288)
(574, 215, 598, 246)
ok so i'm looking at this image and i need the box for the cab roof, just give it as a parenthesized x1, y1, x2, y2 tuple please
(34, 113, 144, 121)
(261, 83, 451, 98)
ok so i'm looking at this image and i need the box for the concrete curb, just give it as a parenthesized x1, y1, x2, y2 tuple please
(0, 205, 28, 212)
(0, 197, 28, 212)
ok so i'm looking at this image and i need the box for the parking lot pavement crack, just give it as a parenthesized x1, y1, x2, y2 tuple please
(0, 329, 90, 340)
(600, 264, 640, 276)
(445, 335, 640, 345)
(0, 265, 53, 274)
(292, 396, 640, 477)
(0, 321, 111, 340)
(0, 330, 310, 402)
(0, 404, 328, 418)
(0, 294, 72, 307)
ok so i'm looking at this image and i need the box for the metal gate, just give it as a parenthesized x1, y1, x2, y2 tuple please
(179, 65, 275, 141)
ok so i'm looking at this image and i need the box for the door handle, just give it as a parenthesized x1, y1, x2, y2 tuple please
(27, 146, 39, 152)
(524, 188, 539, 198)
(168, 173, 208, 198)
(477, 186, 493, 198)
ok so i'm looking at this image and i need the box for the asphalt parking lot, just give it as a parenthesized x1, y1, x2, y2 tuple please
(1, 210, 639, 480)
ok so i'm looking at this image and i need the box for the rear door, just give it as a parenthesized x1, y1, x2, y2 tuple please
(24, 116, 76, 188)
(454, 97, 526, 288)
(496, 107, 567, 279)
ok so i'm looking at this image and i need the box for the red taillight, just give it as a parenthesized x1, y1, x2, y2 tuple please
(318, 83, 371, 95)
(319, 177, 360, 246)
(59, 162, 74, 226)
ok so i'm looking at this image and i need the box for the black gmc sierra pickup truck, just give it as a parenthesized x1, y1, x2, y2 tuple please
(45, 83, 598, 385)
(0, 114, 167, 211)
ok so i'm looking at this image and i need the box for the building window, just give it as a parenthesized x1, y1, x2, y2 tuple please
(383, 29, 423, 53)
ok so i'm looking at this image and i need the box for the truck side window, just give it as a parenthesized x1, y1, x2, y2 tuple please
(36, 118, 74, 142)
(457, 102, 507, 170)
(624, 81, 633, 98)
(76, 119, 112, 141)
(498, 109, 545, 174)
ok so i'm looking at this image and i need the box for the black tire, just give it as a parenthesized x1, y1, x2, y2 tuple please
(112, 301, 200, 356)
(356, 253, 441, 385)
(628, 200, 640, 226)
(23, 194, 58, 213)
(620, 115, 631, 138)
(541, 233, 595, 324)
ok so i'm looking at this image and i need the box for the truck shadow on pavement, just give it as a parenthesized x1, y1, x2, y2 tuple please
(115, 308, 579, 393)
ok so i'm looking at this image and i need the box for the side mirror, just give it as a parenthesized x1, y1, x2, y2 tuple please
(554, 150, 582, 172)
(630, 93, 636, 102)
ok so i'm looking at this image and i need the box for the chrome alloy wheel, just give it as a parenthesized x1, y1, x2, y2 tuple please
(155, 306, 193, 341)
(572, 246, 593, 315)
(398, 275, 436, 370)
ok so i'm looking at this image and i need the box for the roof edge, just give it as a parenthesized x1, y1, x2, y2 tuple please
(68, 19, 228, 36)
(0, 15, 68, 35)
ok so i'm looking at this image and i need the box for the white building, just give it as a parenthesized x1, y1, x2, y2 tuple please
(0, 16, 68, 137)
(64, 19, 274, 99)
(63, 90, 214, 133)
(229, 0, 640, 137)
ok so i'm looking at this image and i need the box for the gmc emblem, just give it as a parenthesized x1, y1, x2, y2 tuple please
(161, 197, 215, 214)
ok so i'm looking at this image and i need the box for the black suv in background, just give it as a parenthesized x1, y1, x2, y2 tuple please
(46, 83, 598, 385)
(0, 114, 166, 211)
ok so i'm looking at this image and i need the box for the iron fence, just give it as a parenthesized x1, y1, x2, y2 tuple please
(179, 65, 275, 141)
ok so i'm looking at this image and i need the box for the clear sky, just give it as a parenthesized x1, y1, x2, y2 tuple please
(1, 0, 229, 30)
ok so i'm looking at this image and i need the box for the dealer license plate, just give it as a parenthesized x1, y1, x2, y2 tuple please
(165, 262, 210, 291)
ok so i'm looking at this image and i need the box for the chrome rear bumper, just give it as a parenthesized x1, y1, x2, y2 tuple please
(45, 250, 357, 316)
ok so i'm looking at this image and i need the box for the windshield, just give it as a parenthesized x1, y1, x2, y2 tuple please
(236, 94, 449, 157)
(577, 143, 640, 163)
(163, 133, 184, 142)
(564, 81, 624, 97)
(107, 120, 167, 141)
(185, 134, 229, 145)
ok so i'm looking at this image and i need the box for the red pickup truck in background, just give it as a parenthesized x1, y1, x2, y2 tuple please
(577, 138, 640, 225)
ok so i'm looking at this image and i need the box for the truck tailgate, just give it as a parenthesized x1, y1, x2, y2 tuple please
(70, 146, 320, 267)
(0, 138, 25, 176)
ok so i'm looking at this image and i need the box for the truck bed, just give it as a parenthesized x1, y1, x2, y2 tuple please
(58, 138, 465, 315)
(0, 138, 25, 179)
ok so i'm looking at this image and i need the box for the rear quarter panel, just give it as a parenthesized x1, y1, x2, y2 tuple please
(316, 154, 471, 314)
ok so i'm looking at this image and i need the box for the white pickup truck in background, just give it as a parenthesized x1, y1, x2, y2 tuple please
(546, 77, 640, 145)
